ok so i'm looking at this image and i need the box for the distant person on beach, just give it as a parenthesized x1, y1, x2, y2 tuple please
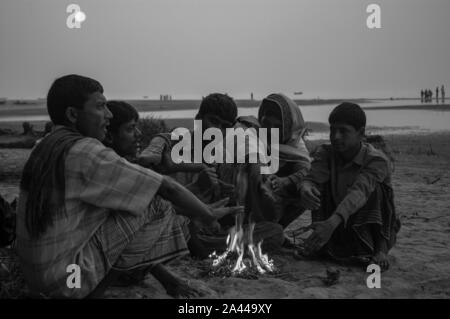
(436, 87, 439, 103)
(442, 85, 445, 104)
(420, 90, 424, 103)
(22, 122, 35, 136)
(429, 89, 433, 103)
(34, 121, 54, 146)
(299, 102, 401, 271)
(15, 74, 233, 298)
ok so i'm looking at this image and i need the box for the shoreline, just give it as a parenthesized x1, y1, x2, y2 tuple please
(0, 98, 373, 118)
(363, 104, 450, 111)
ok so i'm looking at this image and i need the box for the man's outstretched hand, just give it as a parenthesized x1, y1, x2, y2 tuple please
(200, 197, 244, 235)
(304, 214, 342, 254)
(209, 197, 244, 220)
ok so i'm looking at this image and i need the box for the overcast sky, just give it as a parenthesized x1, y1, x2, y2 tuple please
(1, 0, 449, 99)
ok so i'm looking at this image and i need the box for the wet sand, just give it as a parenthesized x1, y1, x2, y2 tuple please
(1, 131, 449, 298)
(363, 104, 450, 111)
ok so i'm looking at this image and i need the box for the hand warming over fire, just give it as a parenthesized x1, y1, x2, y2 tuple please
(304, 214, 342, 253)
(209, 197, 245, 220)
(197, 198, 244, 235)
(267, 175, 291, 194)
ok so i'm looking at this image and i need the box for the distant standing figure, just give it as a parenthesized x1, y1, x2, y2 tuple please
(436, 87, 439, 103)
(34, 122, 54, 146)
(22, 122, 35, 136)
(442, 85, 445, 104)
(44, 121, 54, 135)
(421, 90, 424, 103)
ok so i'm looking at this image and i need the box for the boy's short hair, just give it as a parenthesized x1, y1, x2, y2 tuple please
(47, 74, 104, 125)
(328, 102, 366, 130)
(195, 93, 237, 125)
(106, 101, 139, 133)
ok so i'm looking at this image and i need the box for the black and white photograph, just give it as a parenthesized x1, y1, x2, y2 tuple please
(0, 0, 449, 302)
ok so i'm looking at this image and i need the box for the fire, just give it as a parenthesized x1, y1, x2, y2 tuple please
(209, 212, 276, 277)
(208, 164, 275, 278)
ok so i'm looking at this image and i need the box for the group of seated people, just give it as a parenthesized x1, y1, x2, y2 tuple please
(15, 74, 401, 298)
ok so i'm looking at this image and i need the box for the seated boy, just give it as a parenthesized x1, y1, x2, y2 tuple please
(300, 103, 400, 270)
(137, 94, 237, 201)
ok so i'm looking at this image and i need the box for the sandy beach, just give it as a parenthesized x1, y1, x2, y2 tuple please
(85, 132, 450, 298)
(2, 0, 450, 302)
(1, 130, 449, 299)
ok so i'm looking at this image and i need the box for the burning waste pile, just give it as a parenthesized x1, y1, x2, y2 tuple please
(207, 213, 278, 280)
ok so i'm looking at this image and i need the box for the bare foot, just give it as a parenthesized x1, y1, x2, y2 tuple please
(370, 225, 390, 272)
(370, 251, 389, 272)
